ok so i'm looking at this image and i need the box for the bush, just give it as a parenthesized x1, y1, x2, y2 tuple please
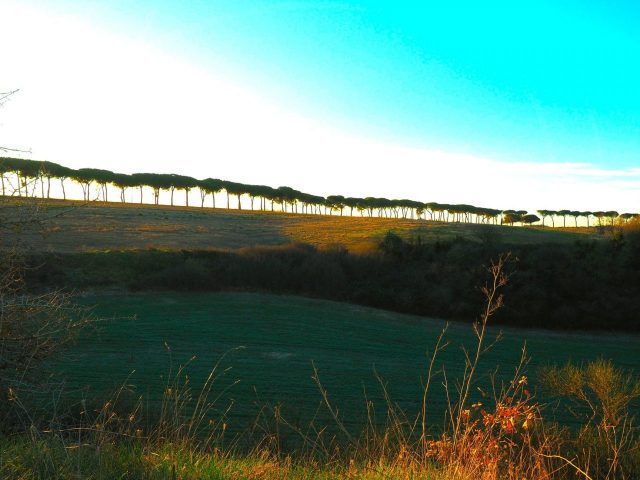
(540, 359, 640, 479)
(1, 198, 97, 431)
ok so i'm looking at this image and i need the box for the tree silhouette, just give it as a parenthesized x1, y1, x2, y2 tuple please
(93, 169, 116, 201)
(558, 209, 571, 228)
(245, 184, 262, 211)
(0, 157, 24, 196)
(425, 202, 437, 221)
(72, 168, 112, 201)
(522, 214, 540, 225)
(199, 178, 224, 208)
(502, 210, 516, 225)
(343, 197, 358, 217)
(0, 159, 12, 196)
(12, 159, 43, 197)
(326, 195, 345, 216)
(129, 173, 151, 204)
(593, 211, 606, 226)
(48, 162, 75, 200)
(172, 175, 198, 207)
(567, 211, 580, 227)
(307, 194, 326, 215)
(260, 186, 278, 212)
(605, 211, 619, 226)
(275, 186, 300, 214)
(112, 173, 137, 203)
(537, 209, 549, 227)
(0, 156, 630, 232)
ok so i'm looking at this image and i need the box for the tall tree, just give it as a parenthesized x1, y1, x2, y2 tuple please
(69, 167, 116, 201)
(112, 173, 136, 203)
(502, 209, 516, 225)
(0, 158, 11, 196)
(130, 173, 151, 204)
(71, 168, 101, 201)
(51, 163, 73, 200)
(12, 159, 43, 197)
(199, 178, 224, 208)
(276, 186, 299, 213)
(172, 175, 198, 207)
(343, 197, 358, 217)
(223, 181, 248, 210)
(593, 211, 606, 226)
(39, 161, 69, 199)
(537, 209, 549, 227)
(569, 211, 581, 227)
(605, 211, 619, 226)
(558, 209, 571, 228)
(0, 157, 25, 196)
(93, 169, 116, 201)
(326, 195, 346, 216)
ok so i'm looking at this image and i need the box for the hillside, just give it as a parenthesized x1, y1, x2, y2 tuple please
(48, 291, 640, 438)
(1, 197, 596, 253)
(4, 197, 638, 331)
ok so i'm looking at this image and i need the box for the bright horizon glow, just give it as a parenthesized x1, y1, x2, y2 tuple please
(1, 1, 639, 213)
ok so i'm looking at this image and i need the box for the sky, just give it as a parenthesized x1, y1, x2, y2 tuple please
(1, 0, 639, 212)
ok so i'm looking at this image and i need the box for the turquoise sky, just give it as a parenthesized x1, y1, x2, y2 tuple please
(46, 0, 640, 169)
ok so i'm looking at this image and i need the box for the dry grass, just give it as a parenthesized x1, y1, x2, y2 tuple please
(0, 197, 596, 253)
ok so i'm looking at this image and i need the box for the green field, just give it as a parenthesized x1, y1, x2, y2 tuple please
(49, 292, 640, 441)
(1, 198, 596, 253)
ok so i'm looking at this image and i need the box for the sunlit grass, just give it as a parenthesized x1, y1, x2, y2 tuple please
(0, 437, 460, 479)
(0, 197, 596, 253)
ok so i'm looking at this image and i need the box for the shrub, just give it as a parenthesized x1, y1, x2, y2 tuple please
(540, 359, 640, 479)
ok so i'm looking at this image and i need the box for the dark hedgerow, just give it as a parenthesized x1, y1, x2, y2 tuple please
(23, 230, 640, 331)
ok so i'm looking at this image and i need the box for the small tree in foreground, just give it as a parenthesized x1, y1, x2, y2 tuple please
(540, 359, 640, 479)
(0, 254, 90, 419)
(0, 182, 93, 430)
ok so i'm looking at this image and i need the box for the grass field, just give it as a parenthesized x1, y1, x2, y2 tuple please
(47, 292, 640, 443)
(1, 198, 596, 253)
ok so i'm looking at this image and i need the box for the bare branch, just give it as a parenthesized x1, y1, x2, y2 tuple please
(1, 89, 30, 154)
(0, 146, 31, 154)
(0, 89, 19, 106)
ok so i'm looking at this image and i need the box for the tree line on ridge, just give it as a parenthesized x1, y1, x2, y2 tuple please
(1, 157, 637, 227)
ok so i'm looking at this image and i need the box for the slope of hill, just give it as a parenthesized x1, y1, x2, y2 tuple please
(0, 198, 596, 253)
(7, 197, 636, 331)
(48, 291, 640, 438)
